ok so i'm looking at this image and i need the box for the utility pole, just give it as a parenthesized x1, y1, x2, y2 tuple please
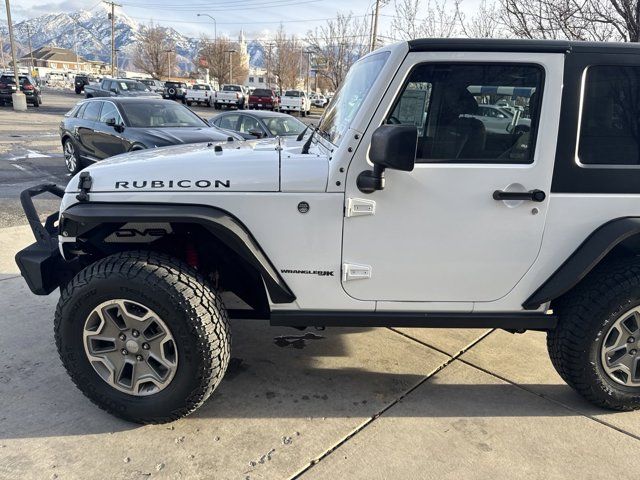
(104, 1, 121, 77)
(4, 0, 26, 110)
(26, 24, 34, 73)
(303, 50, 312, 95)
(266, 42, 275, 90)
(371, 0, 381, 51)
(226, 49, 235, 84)
(164, 49, 173, 80)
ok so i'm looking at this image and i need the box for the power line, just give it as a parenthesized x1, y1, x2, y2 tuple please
(120, 0, 321, 12)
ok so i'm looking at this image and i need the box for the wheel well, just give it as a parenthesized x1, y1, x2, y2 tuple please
(525, 218, 640, 310)
(68, 221, 271, 318)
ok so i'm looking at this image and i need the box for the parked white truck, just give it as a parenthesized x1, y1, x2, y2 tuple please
(214, 84, 247, 109)
(16, 39, 640, 423)
(185, 83, 215, 107)
(280, 90, 311, 116)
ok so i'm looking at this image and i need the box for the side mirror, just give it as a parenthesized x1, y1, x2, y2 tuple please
(357, 125, 417, 194)
(105, 117, 117, 127)
(248, 129, 263, 138)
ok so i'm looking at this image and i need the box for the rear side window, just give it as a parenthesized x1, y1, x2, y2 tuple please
(578, 65, 640, 166)
(82, 101, 103, 121)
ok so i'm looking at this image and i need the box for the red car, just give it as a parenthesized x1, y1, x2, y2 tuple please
(248, 88, 279, 110)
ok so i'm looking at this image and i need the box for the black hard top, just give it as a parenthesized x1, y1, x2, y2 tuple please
(407, 38, 640, 55)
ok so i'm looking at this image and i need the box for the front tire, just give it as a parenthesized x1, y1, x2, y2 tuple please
(55, 251, 231, 424)
(63, 138, 81, 174)
(547, 257, 640, 411)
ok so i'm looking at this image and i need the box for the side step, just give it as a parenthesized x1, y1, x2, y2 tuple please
(270, 311, 557, 331)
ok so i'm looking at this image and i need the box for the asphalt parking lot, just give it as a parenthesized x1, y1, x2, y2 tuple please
(1, 89, 640, 479)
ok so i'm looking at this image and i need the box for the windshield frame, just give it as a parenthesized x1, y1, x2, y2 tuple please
(317, 51, 390, 146)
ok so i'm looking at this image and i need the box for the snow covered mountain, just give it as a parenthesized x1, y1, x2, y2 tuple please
(0, 5, 210, 72)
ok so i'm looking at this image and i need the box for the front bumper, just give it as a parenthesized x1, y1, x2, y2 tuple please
(14, 184, 79, 295)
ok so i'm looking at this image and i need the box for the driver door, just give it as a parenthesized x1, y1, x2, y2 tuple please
(341, 52, 564, 305)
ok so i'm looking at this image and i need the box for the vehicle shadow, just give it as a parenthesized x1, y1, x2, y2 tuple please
(0, 292, 612, 441)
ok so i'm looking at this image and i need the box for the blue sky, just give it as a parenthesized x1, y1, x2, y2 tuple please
(7, 0, 400, 40)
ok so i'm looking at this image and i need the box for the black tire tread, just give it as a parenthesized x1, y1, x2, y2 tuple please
(54, 250, 230, 423)
(547, 256, 640, 411)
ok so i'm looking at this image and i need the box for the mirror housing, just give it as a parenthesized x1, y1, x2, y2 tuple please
(357, 125, 418, 194)
(248, 129, 263, 138)
(105, 117, 117, 127)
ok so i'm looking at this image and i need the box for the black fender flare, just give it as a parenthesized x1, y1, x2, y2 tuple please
(61, 202, 296, 304)
(523, 217, 640, 310)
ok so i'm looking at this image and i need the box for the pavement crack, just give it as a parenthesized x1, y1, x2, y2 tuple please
(289, 329, 494, 479)
(457, 357, 640, 443)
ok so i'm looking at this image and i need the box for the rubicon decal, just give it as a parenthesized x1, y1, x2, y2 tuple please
(281, 269, 335, 277)
(115, 179, 231, 189)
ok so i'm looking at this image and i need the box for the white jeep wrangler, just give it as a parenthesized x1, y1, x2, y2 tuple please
(16, 39, 640, 423)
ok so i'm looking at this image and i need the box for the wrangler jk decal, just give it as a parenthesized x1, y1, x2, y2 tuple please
(114, 179, 231, 189)
(281, 269, 335, 277)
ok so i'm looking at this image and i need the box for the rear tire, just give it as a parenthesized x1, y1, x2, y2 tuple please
(186, 100, 192, 106)
(55, 251, 231, 424)
(63, 138, 81, 174)
(547, 257, 640, 411)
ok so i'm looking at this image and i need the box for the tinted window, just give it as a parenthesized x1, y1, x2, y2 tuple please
(192, 84, 210, 90)
(75, 103, 87, 118)
(120, 101, 206, 127)
(387, 63, 543, 164)
(284, 91, 302, 97)
(578, 65, 640, 165)
(238, 115, 264, 135)
(99, 102, 123, 124)
(252, 89, 272, 96)
(263, 116, 306, 136)
(216, 114, 240, 130)
(82, 101, 103, 121)
(223, 85, 241, 92)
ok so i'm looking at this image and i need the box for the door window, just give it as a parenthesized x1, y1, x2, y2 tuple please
(387, 63, 544, 164)
(99, 102, 123, 124)
(238, 115, 265, 135)
(216, 114, 240, 130)
(82, 101, 103, 122)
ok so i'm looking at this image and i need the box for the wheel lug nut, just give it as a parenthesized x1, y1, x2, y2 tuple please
(121, 349, 128, 355)
(136, 355, 144, 361)
(132, 330, 139, 338)
(142, 343, 150, 350)
(628, 337, 635, 343)
(119, 333, 126, 341)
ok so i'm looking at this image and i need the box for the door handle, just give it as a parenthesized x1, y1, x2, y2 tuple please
(493, 189, 546, 202)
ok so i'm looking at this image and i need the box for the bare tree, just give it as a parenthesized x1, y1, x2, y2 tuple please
(264, 25, 303, 92)
(305, 12, 370, 91)
(132, 24, 177, 79)
(460, 0, 502, 38)
(500, 0, 622, 41)
(391, 0, 463, 39)
(197, 36, 248, 85)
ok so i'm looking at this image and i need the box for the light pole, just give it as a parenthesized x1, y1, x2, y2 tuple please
(225, 49, 235, 84)
(303, 50, 312, 95)
(4, 0, 26, 111)
(266, 42, 275, 90)
(196, 13, 217, 41)
(164, 49, 173, 80)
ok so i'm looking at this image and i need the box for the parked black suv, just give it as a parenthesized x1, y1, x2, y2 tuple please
(0, 74, 42, 107)
(74, 74, 96, 94)
(163, 81, 187, 102)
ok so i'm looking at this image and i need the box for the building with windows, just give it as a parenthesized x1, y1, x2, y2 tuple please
(20, 46, 91, 72)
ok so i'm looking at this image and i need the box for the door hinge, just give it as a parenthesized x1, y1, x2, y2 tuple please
(342, 263, 372, 281)
(345, 198, 376, 217)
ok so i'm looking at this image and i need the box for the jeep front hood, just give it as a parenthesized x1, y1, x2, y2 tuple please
(69, 140, 282, 193)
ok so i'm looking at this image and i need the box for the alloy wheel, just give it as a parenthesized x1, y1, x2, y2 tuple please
(63, 141, 76, 173)
(83, 299, 179, 396)
(601, 306, 640, 386)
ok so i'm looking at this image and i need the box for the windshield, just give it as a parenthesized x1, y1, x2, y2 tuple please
(263, 116, 306, 136)
(120, 81, 149, 92)
(223, 85, 241, 92)
(284, 91, 303, 97)
(318, 51, 390, 145)
(121, 101, 207, 128)
(252, 89, 272, 96)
